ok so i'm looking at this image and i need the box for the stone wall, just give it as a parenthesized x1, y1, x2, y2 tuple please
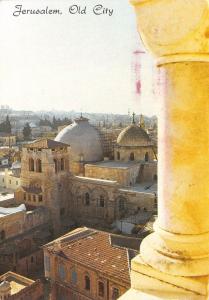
(44, 250, 128, 300)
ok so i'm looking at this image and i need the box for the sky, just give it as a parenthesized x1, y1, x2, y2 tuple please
(0, 0, 159, 116)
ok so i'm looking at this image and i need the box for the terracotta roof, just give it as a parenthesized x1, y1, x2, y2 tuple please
(24, 138, 69, 149)
(45, 228, 138, 284)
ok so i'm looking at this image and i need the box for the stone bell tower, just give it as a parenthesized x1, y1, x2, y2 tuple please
(120, 0, 209, 299)
(15, 139, 71, 234)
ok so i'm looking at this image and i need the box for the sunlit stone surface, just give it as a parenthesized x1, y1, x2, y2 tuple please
(120, 0, 209, 298)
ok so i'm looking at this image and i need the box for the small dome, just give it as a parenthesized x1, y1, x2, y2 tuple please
(0, 281, 10, 291)
(55, 116, 103, 162)
(117, 124, 151, 147)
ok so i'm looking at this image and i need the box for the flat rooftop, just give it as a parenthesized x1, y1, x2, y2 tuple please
(0, 190, 14, 202)
(120, 183, 157, 194)
(86, 160, 140, 169)
(0, 204, 26, 218)
(0, 272, 34, 295)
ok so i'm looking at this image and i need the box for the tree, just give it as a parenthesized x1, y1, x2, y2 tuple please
(0, 115, 12, 133)
(23, 123, 31, 140)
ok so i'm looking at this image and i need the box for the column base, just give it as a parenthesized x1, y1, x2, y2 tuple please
(119, 254, 208, 299)
(140, 226, 209, 276)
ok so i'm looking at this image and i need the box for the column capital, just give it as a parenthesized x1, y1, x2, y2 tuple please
(130, 0, 209, 64)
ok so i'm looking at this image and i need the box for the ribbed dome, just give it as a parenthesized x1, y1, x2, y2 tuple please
(55, 116, 103, 162)
(117, 124, 151, 147)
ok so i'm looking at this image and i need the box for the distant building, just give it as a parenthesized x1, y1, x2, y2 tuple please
(0, 271, 44, 300)
(0, 161, 21, 190)
(43, 227, 139, 300)
(0, 157, 9, 167)
(0, 133, 16, 147)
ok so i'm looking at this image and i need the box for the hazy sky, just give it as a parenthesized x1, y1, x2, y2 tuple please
(0, 0, 159, 116)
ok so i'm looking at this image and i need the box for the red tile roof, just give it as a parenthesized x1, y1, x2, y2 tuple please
(45, 228, 137, 284)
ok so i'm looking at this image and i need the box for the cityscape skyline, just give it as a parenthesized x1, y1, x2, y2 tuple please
(0, 0, 159, 116)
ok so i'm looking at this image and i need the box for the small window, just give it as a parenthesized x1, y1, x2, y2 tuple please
(117, 151, 120, 160)
(16, 181, 18, 185)
(44, 256, 50, 272)
(29, 158, 34, 171)
(33, 195, 36, 202)
(58, 264, 66, 281)
(85, 275, 90, 291)
(130, 152, 134, 161)
(71, 269, 77, 285)
(112, 287, 120, 300)
(54, 159, 58, 173)
(28, 194, 31, 201)
(119, 198, 125, 211)
(9, 180, 11, 184)
(31, 256, 34, 263)
(0, 230, 5, 240)
(85, 193, 90, 206)
(36, 159, 42, 173)
(60, 158, 65, 171)
(145, 152, 149, 162)
(98, 281, 105, 297)
(99, 195, 105, 208)
(38, 195, 43, 202)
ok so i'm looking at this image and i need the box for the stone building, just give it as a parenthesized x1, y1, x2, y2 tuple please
(15, 117, 157, 230)
(15, 139, 71, 232)
(0, 271, 44, 300)
(0, 133, 16, 147)
(0, 204, 52, 276)
(43, 227, 139, 300)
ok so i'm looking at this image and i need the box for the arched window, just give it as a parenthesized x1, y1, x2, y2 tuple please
(29, 158, 34, 172)
(84, 193, 90, 206)
(36, 159, 42, 173)
(0, 230, 5, 240)
(98, 281, 105, 297)
(145, 152, 149, 162)
(112, 287, 120, 300)
(99, 195, 105, 208)
(85, 275, 90, 290)
(117, 152, 120, 160)
(60, 158, 65, 171)
(130, 152, 135, 161)
(54, 159, 58, 173)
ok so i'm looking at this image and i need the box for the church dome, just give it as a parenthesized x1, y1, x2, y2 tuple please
(55, 116, 103, 162)
(117, 124, 151, 147)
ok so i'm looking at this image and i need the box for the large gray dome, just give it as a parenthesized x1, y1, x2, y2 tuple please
(55, 116, 103, 162)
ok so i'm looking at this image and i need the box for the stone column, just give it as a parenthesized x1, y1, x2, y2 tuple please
(120, 0, 209, 298)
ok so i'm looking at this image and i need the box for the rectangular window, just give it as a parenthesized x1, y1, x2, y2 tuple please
(44, 255, 50, 272)
(38, 195, 43, 202)
(71, 269, 77, 285)
(58, 264, 66, 281)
